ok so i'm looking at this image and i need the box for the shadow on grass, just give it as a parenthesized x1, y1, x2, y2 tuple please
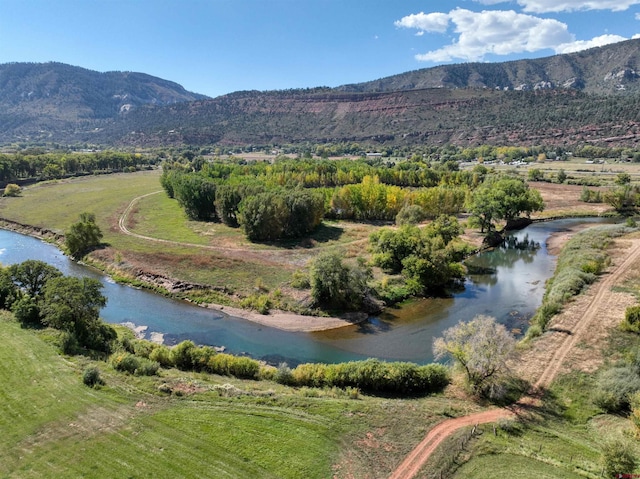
(250, 223, 345, 249)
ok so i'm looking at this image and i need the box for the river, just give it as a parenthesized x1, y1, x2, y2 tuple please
(0, 218, 607, 365)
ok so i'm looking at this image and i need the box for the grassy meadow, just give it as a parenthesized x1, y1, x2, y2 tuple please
(0, 310, 481, 478)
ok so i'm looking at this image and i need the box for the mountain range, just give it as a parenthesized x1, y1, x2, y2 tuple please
(3, 38, 640, 148)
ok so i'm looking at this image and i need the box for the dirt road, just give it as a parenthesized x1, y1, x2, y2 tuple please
(388, 238, 640, 479)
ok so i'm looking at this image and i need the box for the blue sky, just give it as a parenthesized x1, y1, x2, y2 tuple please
(1, 0, 639, 98)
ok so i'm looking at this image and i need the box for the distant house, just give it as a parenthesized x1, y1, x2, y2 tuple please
(366, 152, 382, 157)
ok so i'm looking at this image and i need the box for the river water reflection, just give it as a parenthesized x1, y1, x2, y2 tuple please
(0, 218, 608, 365)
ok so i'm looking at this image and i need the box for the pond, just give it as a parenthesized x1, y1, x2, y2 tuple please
(0, 218, 607, 365)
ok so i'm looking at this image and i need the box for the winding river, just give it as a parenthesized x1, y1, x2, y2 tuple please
(0, 218, 607, 365)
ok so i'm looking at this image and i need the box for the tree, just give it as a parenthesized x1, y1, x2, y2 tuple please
(65, 212, 103, 258)
(433, 315, 516, 391)
(467, 176, 544, 233)
(9, 260, 62, 297)
(40, 276, 114, 352)
(310, 252, 369, 310)
(556, 169, 567, 184)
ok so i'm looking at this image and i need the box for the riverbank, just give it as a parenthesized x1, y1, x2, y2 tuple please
(0, 218, 368, 333)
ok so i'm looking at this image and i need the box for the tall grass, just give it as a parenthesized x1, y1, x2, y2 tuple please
(527, 224, 634, 338)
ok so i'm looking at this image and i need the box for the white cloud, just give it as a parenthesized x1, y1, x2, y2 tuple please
(636, 12, 640, 19)
(394, 12, 450, 33)
(516, 0, 640, 13)
(397, 8, 573, 62)
(555, 34, 629, 54)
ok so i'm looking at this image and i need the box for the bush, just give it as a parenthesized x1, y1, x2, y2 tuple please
(593, 365, 640, 412)
(111, 352, 159, 376)
(206, 353, 260, 379)
(3, 183, 21, 197)
(274, 362, 295, 385)
(171, 340, 197, 370)
(239, 294, 271, 314)
(622, 305, 640, 333)
(601, 440, 637, 477)
(149, 345, 173, 367)
(82, 366, 104, 387)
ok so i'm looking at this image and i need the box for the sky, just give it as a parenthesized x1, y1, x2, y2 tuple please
(1, 0, 640, 98)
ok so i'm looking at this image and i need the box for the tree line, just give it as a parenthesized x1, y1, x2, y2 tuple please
(0, 150, 160, 184)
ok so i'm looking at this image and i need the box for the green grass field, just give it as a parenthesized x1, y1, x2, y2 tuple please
(0, 310, 479, 478)
(0, 170, 377, 299)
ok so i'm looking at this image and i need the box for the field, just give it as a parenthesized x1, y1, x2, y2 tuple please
(0, 309, 485, 479)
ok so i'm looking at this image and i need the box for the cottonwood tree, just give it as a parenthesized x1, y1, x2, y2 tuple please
(433, 315, 515, 392)
(65, 212, 103, 259)
(41, 276, 115, 352)
(467, 176, 544, 233)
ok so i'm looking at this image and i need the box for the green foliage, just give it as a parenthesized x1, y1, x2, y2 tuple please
(601, 440, 637, 477)
(290, 270, 310, 289)
(556, 169, 567, 184)
(622, 305, 640, 333)
(172, 173, 218, 221)
(527, 168, 544, 181)
(9, 260, 62, 297)
(239, 189, 325, 241)
(615, 172, 632, 186)
(239, 294, 271, 314)
(40, 276, 114, 353)
(110, 352, 159, 376)
(148, 344, 173, 367)
(579, 187, 602, 203)
(593, 357, 640, 413)
(309, 252, 370, 310)
(65, 212, 103, 258)
(171, 340, 197, 370)
(467, 175, 544, 233)
(207, 353, 261, 379)
(11, 295, 40, 326)
(275, 362, 295, 385)
(369, 217, 464, 296)
(395, 204, 427, 225)
(82, 366, 104, 387)
(288, 359, 449, 395)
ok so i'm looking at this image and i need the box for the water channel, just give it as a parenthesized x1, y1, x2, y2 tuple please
(0, 218, 608, 365)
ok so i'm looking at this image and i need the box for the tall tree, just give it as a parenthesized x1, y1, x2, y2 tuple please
(65, 212, 103, 258)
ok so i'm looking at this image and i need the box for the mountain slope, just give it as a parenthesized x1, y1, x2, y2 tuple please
(0, 62, 208, 143)
(3, 39, 640, 148)
(337, 38, 640, 94)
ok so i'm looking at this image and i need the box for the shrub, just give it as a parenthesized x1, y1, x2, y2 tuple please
(274, 362, 295, 385)
(171, 340, 197, 370)
(82, 366, 104, 387)
(111, 352, 159, 376)
(601, 440, 637, 477)
(132, 339, 157, 358)
(149, 345, 173, 367)
(3, 183, 21, 197)
(290, 270, 310, 289)
(189, 345, 216, 371)
(593, 365, 640, 412)
(207, 353, 260, 379)
(239, 294, 271, 314)
(622, 305, 640, 333)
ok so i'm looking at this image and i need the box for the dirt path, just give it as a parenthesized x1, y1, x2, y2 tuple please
(388, 238, 640, 479)
(117, 191, 366, 332)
